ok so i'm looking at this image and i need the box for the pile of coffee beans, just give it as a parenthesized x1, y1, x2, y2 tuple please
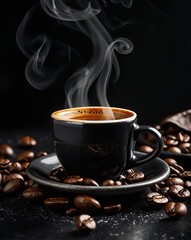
(137, 122, 191, 219)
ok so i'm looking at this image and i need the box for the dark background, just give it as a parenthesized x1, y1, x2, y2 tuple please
(0, 0, 191, 129)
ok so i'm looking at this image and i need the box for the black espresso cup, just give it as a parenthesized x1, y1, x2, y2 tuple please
(51, 106, 163, 180)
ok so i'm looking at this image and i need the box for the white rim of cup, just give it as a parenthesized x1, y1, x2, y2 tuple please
(51, 106, 137, 124)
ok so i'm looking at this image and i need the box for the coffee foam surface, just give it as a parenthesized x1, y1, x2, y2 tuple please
(52, 107, 135, 122)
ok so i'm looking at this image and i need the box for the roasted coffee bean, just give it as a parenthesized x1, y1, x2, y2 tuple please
(0, 158, 11, 169)
(74, 195, 101, 213)
(125, 171, 145, 183)
(18, 136, 37, 148)
(184, 181, 191, 191)
(21, 162, 29, 170)
(147, 192, 168, 206)
(44, 197, 69, 209)
(63, 175, 83, 185)
(164, 136, 178, 146)
(137, 145, 153, 153)
(35, 151, 48, 158)
(7, 173, 24, 182)
(114, 180, 122, 186)
(150, 184, 169, 196)
(172, 164, 184, 173)
(103, 204, 122, 214)
(164, 158, 177, 166)
(83, 178, 99, 186)
(178, 143, 191, 153)
(168, 185, 190, 201)
(16, 151, 35, 162)
(164, 202, 187, 219)
(22, 187, 43, 201)
(49, 167, 67, 182)
(8, 162, 22, 173)
(0, 144, 14, 158)
(3, 178, 25, 195)
(165, 177, 184, 187)
(66, 208, 78, 216)
(0, 173, 2, 184)
(76, 214, 96, 233)
(166, 147, 182, 154)
(179, 171, 191, 180)
(169, 166, 181, 176)
(101, 179, 115, 186)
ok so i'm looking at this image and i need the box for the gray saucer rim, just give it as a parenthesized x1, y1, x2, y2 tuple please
(26, 152, 170, 196)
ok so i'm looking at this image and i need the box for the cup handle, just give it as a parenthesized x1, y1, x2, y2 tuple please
(132, 124, 163, 165)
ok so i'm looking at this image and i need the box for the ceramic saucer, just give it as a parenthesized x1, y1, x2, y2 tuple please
(26, 151, 170, 196)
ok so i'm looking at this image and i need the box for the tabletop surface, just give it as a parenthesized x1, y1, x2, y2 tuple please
(1, 128, 191, 240)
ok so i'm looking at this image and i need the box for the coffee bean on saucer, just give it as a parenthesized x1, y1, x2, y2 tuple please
(125, 171, 145, 183)
(82, 178, 99, 186)
(103, 204, 122, 214)
(147, 192, 168, 206)
(76, 214, 96, 233)
(0, 144, 14, 158)
(74, 195, 101, 213)
(63, 175, 83, 185)
(43, 197, 69, 210)
(164, 202, 187, 219)
(101, 179, 115, 186)
(18, 136, 37, 149)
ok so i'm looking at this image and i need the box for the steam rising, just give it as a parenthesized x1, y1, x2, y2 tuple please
(16, 0, 133, 108)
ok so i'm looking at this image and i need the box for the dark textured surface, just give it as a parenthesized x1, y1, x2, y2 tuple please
(1, 128, 191, 240)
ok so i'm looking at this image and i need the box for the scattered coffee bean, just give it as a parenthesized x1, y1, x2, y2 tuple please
(18, 136, 37, 149)
(43, 197, 69, 210)
(165, 177, 184, 187)
(35, 151, 48, 158)
(164, 158, 177, 166)
(63, 175, 83, 185)
(147, 192, 168, 206)
(8, 162, 22, 173)
(103, 204, 122, 214)
(74, 195, 101, 213)
(0, 158, 11, 169)
(164, 202, 187, 219)
(168, 185, 190, 202)
(76, 214, 96, 233)
(3, 178, 25, 195)
(0, 144, 14, 158)
(166, 147, 182, 154)
(16, 151, 35, 162)
(66, 208, 78, 216)
(179, 171, 191, 180)
(22, 187, 43, 201)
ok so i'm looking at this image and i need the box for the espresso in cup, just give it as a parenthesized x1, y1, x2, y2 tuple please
(51, 107, 163, 180)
